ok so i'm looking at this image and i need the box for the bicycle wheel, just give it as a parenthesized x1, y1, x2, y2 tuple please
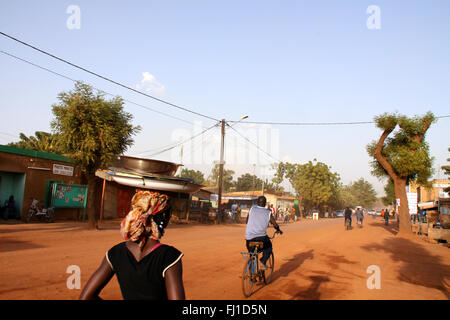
(26, 210, 33, 223)
(263, 252, 275, 285)
(242, 256, 256, 297)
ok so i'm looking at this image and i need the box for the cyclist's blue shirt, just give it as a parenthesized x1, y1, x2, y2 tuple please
(245, 205, 271, 240)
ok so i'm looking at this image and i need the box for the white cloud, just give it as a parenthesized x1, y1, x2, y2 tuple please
(135, 72, 166, 95)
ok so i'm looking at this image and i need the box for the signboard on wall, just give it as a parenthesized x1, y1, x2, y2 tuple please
(53, 164, 74, 176)
(51, 183, 88, 208)
(406, 192, 418, 214)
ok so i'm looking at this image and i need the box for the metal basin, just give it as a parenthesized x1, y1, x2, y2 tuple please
(114, 156, 181, 176)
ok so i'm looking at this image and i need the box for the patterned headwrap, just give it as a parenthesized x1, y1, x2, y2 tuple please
(120, 190, 170, 250)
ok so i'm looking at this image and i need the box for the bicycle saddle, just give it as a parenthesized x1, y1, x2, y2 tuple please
(248, 241, 264, 248)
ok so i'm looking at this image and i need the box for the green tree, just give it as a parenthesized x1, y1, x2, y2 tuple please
(274, 159, 340, 214)
(8, 131, 61, 153)
(178, 168, 205, 185)
(349, 178, 378, 208)
(235, 173, 263, 191)
(207, 164, 235, 192)
(381, 178, 396, 207)
(367, 112, 435, 235)
(51, 82, 140, 229)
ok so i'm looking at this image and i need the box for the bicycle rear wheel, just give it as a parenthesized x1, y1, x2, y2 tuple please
(263, 252, 275, 284)
(242, 256, 256, 297)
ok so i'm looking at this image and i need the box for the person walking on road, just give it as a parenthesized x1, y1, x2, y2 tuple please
(79, 190, 185, 300)
(355, 207, 363, 227)
(384, 208, 389, 226)
(344, 207, 352, 228)
(245, 196, 282, 270)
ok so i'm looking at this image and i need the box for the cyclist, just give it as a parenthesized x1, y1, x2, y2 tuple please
(344, 207, 352, 228)
(245, 196, 282, 270)
(355, 207, 363, 226)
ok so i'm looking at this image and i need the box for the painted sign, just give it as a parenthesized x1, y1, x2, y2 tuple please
(51, 183, 88, 208)
(406, 192, 418, 214)
(53, 164, 74, 176)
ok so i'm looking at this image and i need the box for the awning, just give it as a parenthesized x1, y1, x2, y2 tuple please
(418, 201, 437, 209)
(95, 169, 203, 194)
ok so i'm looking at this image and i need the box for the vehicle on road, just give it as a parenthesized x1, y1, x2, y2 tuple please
(375, 210, 382, 216)
(368, 209, 376, 216)
(26, 199, 55, 223)
(335, 210, 344, 218)
(241, 230, 280, 297)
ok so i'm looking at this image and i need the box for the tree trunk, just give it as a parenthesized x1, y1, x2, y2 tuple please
(394, 178, 411, 235)
(298, 195, 304, 218)
(86, 175, 99, 229)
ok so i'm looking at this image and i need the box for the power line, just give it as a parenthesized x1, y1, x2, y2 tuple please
(0, 49, 196, 126)
(227, 125, 281, 163)
(178, 125, 219, 164)
(131, 124, 218, 156)
(0, 31, 220, 122)
(229, 115, 450, 126)
(2, 32, 449, 128)
(138, 122, 220, 158)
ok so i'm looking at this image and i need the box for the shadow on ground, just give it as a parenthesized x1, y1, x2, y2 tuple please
(0, 239, 46, 252)
(371, 220, 399, 236)
(272, 249, 314, 281)
(288, 274, 331, 300)
(361, 237, 450, 299)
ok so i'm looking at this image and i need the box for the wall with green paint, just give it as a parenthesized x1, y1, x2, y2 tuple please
(0, 171, 26, 215)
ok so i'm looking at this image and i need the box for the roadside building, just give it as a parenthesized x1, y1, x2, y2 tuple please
(410, 179, 450, 223)
(94, 157, 202, 221)
(220, 190, 298, 217)
(187, 188, 214, 223)
(0, 145, 83, 221)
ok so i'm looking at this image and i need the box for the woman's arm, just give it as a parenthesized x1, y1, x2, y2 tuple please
(79, 257, 114, 300)
(164, 260, 185, 300)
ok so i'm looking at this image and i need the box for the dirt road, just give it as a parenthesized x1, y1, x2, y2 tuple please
(0, 217, 448, 300)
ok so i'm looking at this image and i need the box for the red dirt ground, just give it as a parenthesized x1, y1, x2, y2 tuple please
(0, 216, 448, 300)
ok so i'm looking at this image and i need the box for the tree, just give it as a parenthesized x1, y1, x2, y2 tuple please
(207, 164, 235, 192)
(235, 173, 263, 192)
(51, 82, 140, 229)
(8, 131, 61, 153)
(178, 168, 205, 185)
(348, 178, 378, 208)
(367, 112, 435, 235)
(442, 148, 450, 195)
(274, 159, 340, 214)
(381, 178, 396, 207)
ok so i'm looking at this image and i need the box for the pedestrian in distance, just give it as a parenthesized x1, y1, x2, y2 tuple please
(79, 190, 185, 300)
(384, 208, 389, 226)
(344, 207, 352, 228)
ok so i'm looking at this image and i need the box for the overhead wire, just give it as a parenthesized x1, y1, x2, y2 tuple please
(0, 49, 197, 126)
(139, 122, 220, 158)
(227, 124, 282, 164)
(228, 115, 450, 126)
(0, 31, 220, 122)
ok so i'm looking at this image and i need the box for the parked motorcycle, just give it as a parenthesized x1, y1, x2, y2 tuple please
(26, 199, 55, 223)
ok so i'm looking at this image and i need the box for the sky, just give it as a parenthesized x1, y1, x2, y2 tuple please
(0, 0, 449, 196)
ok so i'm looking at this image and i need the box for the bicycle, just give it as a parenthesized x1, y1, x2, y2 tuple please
(345, 217, 351, 230)
(241, 230, 281, 297)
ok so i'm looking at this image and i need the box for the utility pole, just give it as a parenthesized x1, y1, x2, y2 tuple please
(217, 119, 226, 218)
(217, 115, 248, 219)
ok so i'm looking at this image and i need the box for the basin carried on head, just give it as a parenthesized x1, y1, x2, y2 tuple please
(114, 155, 182, 176)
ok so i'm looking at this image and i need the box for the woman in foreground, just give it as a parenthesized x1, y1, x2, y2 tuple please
(79, 190, 185, 300)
